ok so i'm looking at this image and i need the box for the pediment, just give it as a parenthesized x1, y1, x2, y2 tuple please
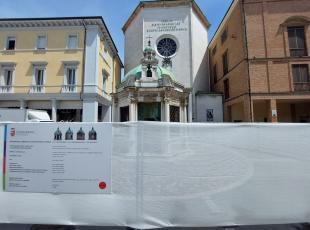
(281, 16, 310, 27)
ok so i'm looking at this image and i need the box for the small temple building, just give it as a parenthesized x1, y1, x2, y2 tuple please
(113, 43, 190, 122)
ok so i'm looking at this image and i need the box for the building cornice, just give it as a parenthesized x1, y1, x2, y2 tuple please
(62, 60, 80, 65)
(210, 0, 310, 48)
(0, 62, 16, 66)
(0, 16, 123, 67)
(209, 0, 238, 48)
(0, 93, 81, 101)
(122, 0, 210, 33)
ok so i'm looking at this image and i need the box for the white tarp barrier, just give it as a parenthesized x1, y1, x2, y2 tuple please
(0, 122, 310, 229)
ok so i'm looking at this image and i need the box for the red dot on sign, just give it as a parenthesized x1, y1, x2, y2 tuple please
(99, 181, 106, 190)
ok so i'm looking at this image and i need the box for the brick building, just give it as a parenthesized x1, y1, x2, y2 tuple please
(209, 0, 310, 122)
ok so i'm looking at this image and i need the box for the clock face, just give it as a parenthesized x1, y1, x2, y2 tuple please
(157, 37, 177, 57)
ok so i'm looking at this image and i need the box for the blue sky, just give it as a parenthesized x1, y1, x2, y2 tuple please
(0, 0, 233, 61)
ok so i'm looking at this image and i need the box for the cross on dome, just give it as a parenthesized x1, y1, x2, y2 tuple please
(146, 35, 152, 47)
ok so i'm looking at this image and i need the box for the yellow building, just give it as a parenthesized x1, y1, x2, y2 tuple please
(0, 17, 122, 121)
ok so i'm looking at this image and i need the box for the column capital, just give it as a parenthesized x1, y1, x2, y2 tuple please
(51, 99, 58, 105)
(180, 99, 188, 107)
(164, 97, 170, 103)
(129, 97, 137, 104)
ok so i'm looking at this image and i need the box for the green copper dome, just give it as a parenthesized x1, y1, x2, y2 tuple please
(122, 64, 176, 82)
(144, 47, 154, 52)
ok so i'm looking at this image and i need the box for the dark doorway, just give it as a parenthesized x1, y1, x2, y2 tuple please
(299, 116, 309, 123)
(147, 64, 152, 77)
(224, 79, 230, 99)
(98, 105, 102, 122)
(120, 106, 129, 122)
(138, 103, 161, 121)
(170, 106, 180, 122)
(46, 109, 52, 119)
(57, 109, 81, 122)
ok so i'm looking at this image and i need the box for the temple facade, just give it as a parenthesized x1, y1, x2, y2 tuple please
(115, 0, 216, 122)
(113, 43, 189, 122)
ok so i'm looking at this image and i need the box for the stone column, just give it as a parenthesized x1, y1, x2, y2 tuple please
(152, 66, 157, 78)
(82, 100, 98, 122)
(164, 99, 170, 122)
(269, 99, 278, 123)
(161, 102, 165, 122)
(102, 105, 112, 122)
(19, 100, 26, 109)
(129, 101, 137, 122)
(183, 105, 188, 123)
(243, 98, 254, 122)
(112, 98, 119, 122)
(141, 66, 147, 79)
(51, 99, 57, 122)
(76, 109, 81, 122)
(180, 105, 184, 123)
(188, 93, 193, 122)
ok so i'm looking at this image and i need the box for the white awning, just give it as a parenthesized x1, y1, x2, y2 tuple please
(27, 110, 51, 121)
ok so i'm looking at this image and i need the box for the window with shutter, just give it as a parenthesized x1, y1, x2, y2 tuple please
(222, 51, 229, 75)
(221, 28, 228, 44)
(213, 64, 218, 83)
(35, 69, 44, 85)
(292, 64, 309, 83)
(67, 35, 78, 49)
(6, 37, 16, 50)
(0, 66, 14, 93)
(288, 27, 307, 57)
(36, 35, 47, 49)
(102, 70, 109, 93)
(224, 79, 230, 99)
(4, 70, 12, 86)
(63, 67, 77, 92)
(67, 68, 75, 85)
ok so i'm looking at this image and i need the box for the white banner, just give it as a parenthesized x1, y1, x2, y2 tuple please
(4, 123, 112, 194)
(0, 122, 310, 229)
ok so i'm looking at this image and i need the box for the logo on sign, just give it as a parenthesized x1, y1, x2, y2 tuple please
(99, 181, 106, 190)
(206, 109, 214, 122)
(10, 128, 15, 137)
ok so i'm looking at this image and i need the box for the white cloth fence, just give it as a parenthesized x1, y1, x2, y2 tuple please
(0, 122, 310, 229)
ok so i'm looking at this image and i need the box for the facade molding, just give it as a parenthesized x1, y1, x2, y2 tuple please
(0, 16, 123, 66)
(122, 0, 210, 33)
(0, 93, 81, 101)
(281, 15, 310, 27)
(209, 0, 239, 48)
(0, 48, 84, 53)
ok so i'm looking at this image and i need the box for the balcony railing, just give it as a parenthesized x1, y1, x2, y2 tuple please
(0, 85, 104, 94)
(0, 85, 13, 93)
(30, 85, 45, 93)
(62, 84, 77, 93)
(290, 48, 308, 57)
(294, 82, 310, 92)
